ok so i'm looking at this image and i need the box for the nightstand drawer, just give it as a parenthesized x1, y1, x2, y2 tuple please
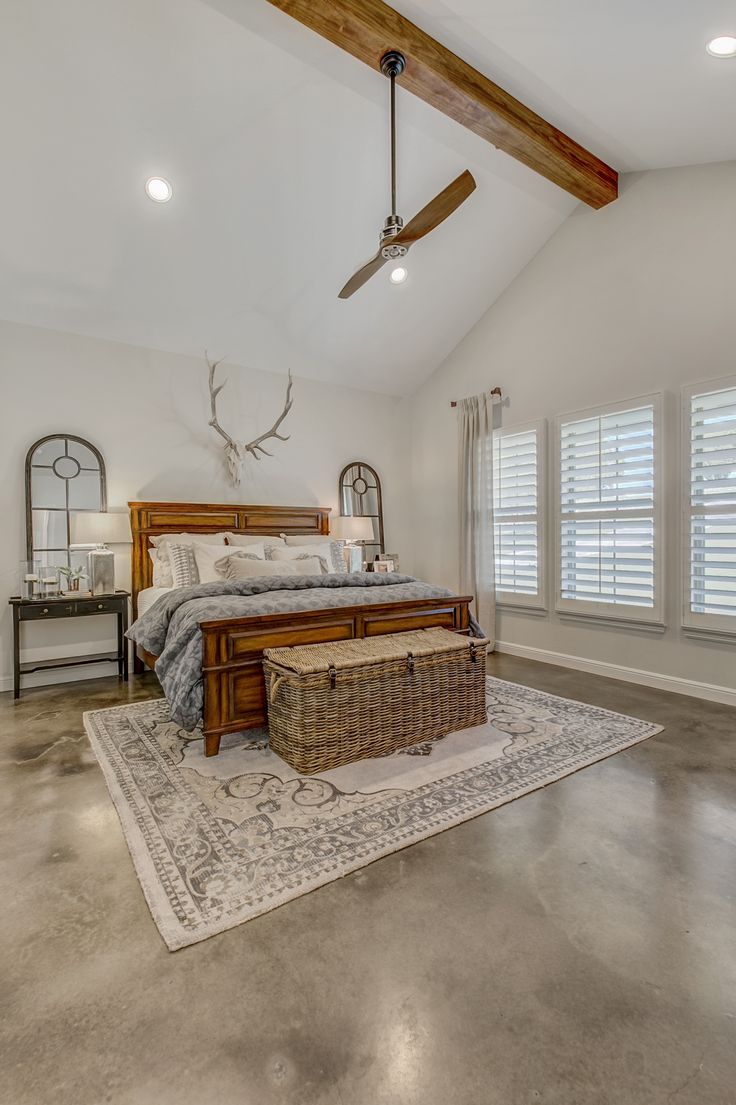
(22, 602, 75, 620)
(74, 598, 120, 616)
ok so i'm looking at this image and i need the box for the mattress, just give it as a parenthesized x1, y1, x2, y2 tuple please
(137, 586, 173, 617)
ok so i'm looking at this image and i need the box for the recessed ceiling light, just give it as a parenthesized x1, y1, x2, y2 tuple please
(706, 35, 736, 57)
(145, 176, 173, 202)
(389, 266, 408, 285)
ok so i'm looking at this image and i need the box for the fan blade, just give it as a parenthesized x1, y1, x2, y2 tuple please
(394, 170, 476, 247)
(338, 249, 388, 299)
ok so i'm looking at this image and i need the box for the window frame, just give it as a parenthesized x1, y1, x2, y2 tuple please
(553, 393, 665, 629)
(492, 417, 547, 613)
(681, 375, 736, 640)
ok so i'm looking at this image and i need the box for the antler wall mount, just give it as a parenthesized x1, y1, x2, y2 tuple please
(338, 50, 477, 299)
(205, 353, 294, 487)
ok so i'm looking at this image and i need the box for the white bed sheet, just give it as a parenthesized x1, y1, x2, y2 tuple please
(137, 586, 173, 617)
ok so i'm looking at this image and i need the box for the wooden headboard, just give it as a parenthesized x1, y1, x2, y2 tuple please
(128, 500, 331, 616)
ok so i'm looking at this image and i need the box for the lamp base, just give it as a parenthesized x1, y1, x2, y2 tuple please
(88, 546, 115, 596)
(342, 544, 363, 573)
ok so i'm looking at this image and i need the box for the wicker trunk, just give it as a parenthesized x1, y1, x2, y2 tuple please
(263, 628, 489, 775)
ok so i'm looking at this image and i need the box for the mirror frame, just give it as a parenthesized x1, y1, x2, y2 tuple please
(25, 433, 107, 565)
(338, 461, 385, 559)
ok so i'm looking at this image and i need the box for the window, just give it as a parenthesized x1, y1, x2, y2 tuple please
(555, 395, 663, 625)
(492, 420, 546, 609)
(683, 377, 736, 636)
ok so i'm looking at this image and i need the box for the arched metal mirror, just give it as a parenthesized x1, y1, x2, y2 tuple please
(25, 434, 106, 569)
(339, 461, 384, 562)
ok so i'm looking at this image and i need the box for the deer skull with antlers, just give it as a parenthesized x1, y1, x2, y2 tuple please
(206, 353, 294, 487)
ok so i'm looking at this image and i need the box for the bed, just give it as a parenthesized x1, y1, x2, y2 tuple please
(128, 500, 474, 756)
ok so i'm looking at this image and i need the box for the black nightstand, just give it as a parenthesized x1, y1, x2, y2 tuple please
(9, 591, 130, 699)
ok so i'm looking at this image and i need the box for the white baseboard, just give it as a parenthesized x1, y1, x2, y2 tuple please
(495, 640, 736, 708)
(0, 662, 118, 694)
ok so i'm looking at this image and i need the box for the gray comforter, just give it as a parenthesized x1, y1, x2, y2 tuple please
(127, 572, 481, 730)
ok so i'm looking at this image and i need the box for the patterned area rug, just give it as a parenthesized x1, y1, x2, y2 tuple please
(84, 679, 661, 950)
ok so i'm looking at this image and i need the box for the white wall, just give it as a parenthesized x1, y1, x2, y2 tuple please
(5, 162, 735, 701)
(404, 161, 736, 696)
(0, 320, 407, 689)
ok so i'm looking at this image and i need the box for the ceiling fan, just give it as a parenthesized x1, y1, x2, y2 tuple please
(339, 50, 476, 300)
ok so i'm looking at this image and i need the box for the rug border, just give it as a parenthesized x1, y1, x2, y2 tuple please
(83, 680, 663, 951)
(83, 708, 195, 945)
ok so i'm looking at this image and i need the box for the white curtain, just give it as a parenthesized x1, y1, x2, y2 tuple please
(458, 392, 498, 645)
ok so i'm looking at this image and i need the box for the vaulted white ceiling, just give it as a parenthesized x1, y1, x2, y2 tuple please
(394, 0, 736, 171)
(0, 0, 734, 395)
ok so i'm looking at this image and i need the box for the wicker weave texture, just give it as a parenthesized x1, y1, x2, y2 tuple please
(265, 627, 475, 675)
(264, 629, 489, 775)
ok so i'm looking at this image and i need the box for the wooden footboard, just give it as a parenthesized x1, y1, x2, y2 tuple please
(199, 595, 472, 756)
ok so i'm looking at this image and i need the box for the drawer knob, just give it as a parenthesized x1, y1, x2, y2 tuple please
(97, 603, 104, 610)
(42, 607, 49, 614)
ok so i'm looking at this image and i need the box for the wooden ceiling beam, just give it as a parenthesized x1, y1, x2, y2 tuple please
(264, 0, 618, 209)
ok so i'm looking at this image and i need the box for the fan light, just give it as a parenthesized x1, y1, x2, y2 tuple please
(706, 35, 736, 57)
(390, 266, 408, 285)
(145, 176, 173, 202)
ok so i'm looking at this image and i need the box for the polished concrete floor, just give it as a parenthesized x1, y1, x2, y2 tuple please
(1, 655, 735, 1105)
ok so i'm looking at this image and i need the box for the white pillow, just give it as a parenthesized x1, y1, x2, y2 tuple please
(193, 542, 265, 584)
(269, 542, 346, 574)
(150, 531, 228, 564)
(148, 548, 174, 588)
(218, 555, 324, 581)
(168, 544, 198, 588)
(225, 533, 286, 547)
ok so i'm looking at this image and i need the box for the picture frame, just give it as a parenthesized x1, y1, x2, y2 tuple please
(373, 559, 394, 573)
(377, 552, 399, 572)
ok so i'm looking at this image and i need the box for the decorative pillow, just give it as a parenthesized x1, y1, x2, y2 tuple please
(168, 543, 198, 589)
(148, 548, 174, 588)
(225, 533, 286, 548)
(217, 555, 324, 581)
(269, 542, 346, 574)
(150, 531, 228, 565)
(192, 542, 264, 584)
(213, 551, 264, 578)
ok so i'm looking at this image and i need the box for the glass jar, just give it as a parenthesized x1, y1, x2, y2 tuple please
(39, 565, 61, 599)
(19, 560, 43, 600)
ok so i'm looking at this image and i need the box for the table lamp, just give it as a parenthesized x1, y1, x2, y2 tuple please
(331, 515, 374, 571)
(70, 512, 132, 596)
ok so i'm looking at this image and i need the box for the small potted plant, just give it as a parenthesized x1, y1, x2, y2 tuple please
(59, 565, 88, 594)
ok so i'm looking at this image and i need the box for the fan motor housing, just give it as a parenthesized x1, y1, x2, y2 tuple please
(381, 241, 408, 260)
(380, 215, 407, 259)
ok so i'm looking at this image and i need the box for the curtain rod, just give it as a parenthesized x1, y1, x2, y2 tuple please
(450, 387, 502, 408)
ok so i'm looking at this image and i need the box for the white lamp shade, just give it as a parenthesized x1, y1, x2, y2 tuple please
(71, 511, 132, 545)
(331, 515, 374, 542)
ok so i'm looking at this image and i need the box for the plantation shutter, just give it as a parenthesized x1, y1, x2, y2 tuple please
(492, 423, 544, 606)
(558, 402, 658, 617)
(686, 383, 736, 629)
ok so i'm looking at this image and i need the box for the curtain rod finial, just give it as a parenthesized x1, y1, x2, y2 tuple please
(450, 387, 502, 409)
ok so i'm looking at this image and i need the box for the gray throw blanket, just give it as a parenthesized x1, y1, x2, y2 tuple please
(127, 573, 482, 730)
